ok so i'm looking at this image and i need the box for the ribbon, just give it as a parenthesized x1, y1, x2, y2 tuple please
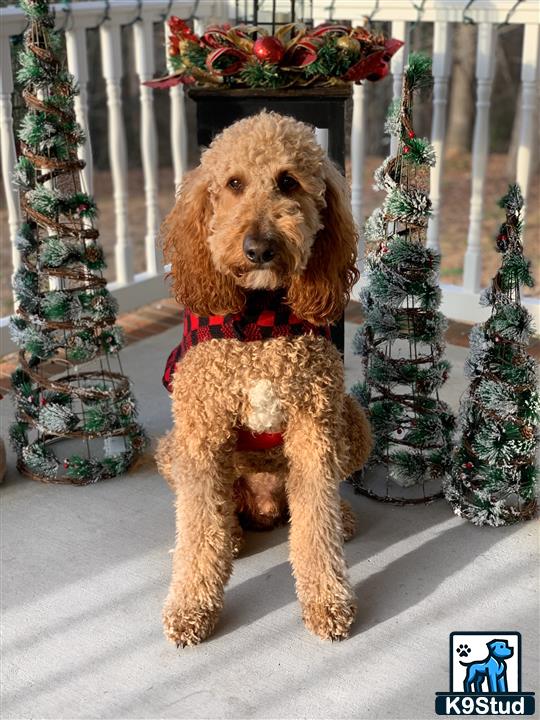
(344, 38, 404, 82)
(205, 46, 249, 76)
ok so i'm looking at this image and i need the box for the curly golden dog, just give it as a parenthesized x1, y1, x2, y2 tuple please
(156, 111, 372, 646)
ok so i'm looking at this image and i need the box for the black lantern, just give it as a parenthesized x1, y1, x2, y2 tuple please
(233, 0, 314, 34)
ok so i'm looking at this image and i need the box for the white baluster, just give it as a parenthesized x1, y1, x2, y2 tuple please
(133, 18, 160, 276)
(100, 21, 134, 285)
(314, 127, 328, 153)
(390, 20, 407, 156)
(65, 26, 93, 196)
(351, 81, 367, 268)
(0, 33, 21, 304)
(193, 18, 205, 37)
(165, 20, 188, 192)
(427, 21, 452, 252)
(463, 24, 495, 293)
(516, 23, 539, 227)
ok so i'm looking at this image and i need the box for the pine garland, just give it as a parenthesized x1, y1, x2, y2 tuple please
(444, 184, 538, 526)
(351, 53, 455, 497)
(152, 18, 403, 90)
(239, 60, 284, 89)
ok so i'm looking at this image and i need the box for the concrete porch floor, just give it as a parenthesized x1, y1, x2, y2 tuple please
(1, 322, 538, 720)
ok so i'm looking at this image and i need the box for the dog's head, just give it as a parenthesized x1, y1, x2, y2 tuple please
(487, 640, 514, 660)
(162, 111, 359, 325)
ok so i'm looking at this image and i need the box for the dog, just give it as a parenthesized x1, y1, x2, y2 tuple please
(156, 111, 372, 646)
(461, 640, 514, 693)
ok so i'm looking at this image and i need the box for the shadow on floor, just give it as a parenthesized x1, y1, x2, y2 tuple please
(217, 492, 518, 640)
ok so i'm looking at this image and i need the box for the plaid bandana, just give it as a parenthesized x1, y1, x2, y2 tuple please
(163, 290, 330, 392)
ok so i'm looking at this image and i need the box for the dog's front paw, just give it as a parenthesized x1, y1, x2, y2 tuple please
(162, 597, 221, 647)
(302, 597, 357, 641)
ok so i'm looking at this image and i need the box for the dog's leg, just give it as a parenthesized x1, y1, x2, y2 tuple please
(284, 412, 356, 641)
(162, 406, 237, 647)
(230, 514, 245, 558)
(340, 500, 357, 542)
(487, 665, 500, 693)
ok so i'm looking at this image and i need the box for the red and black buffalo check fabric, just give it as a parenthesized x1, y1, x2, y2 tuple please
(163, 290, 331, 391)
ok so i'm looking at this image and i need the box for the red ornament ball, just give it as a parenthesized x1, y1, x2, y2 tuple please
(403, 145, 410, 154)
(63, 459, 70, 469)
(253, 36, 285, 64)
(463, 461, 473, 469)
(408, 130, 415, 138)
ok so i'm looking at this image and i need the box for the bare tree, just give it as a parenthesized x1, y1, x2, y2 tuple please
(446, 24, 476, 155)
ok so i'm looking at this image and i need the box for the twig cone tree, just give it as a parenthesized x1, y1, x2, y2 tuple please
(9, 0, 145, 484)
(445, 185, 538, 526)
(351, 53, 455, 502)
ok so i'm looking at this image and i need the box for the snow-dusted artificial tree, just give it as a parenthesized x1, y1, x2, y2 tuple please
(9, 0, 145, 484)
(351, 53, 455, 501)
(445, 185, 538, 525)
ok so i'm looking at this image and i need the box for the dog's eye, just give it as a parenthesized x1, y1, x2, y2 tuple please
(277, 173, 299, 193)
(227, 178, 243, 192)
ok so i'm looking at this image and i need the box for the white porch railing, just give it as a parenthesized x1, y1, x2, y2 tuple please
(1, 0, 539, 356)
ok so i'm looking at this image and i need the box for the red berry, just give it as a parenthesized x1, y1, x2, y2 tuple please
(403, 145, 410, 154)
(408, 130, 415, 138)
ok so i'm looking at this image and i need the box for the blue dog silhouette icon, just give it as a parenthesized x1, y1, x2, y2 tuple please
(460, 639, 514, 693)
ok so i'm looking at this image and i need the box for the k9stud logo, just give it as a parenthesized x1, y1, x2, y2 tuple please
(435, 632, 535, 715)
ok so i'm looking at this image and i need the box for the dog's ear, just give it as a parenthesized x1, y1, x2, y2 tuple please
(162, 167, 244, 315)
(286, 158, 359, 325)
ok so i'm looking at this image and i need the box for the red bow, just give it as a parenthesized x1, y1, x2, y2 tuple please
(344, 38, 404, 82)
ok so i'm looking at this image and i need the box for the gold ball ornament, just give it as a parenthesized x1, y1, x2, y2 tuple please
(336, 36, 360, 54)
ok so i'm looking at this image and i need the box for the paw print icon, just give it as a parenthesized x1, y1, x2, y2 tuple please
(456, 644, 471, 658)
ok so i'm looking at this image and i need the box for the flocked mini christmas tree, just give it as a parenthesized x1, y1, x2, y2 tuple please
(9, 0, 145, 484)
(444, 185, 538, 525)
(351, 53, 455, 501)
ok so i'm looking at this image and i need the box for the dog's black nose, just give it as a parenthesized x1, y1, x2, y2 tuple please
(243, 234, 276, 265)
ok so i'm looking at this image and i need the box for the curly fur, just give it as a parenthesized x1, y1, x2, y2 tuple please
(157, 112, 372, 646)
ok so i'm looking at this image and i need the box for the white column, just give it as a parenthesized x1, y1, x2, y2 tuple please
(65, 26, 93, 196)
(516, 24, 539, 226)
(463, 24, 495, 293)
(0, 32, 21, 303)
(351, 82, 367, 268)
(165, 21, 188, 192)
(390, 21, 407, 156)
(427, 22, 452, 253)
(133, 18, 161, 276)
(100, 21, 134, 285)
(314, 127, 328, 153)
